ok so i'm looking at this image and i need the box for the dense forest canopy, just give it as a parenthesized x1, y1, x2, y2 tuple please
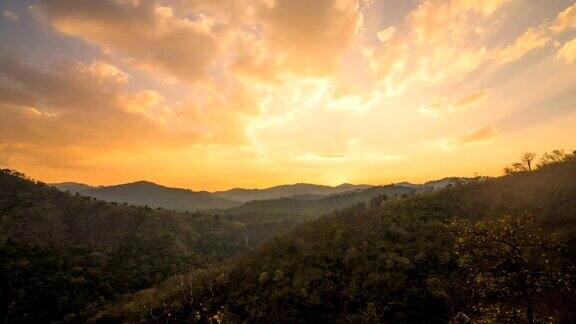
(0, 170, 312, 322)
(93, 152, 576, 323)
(1, 150, 575, 323)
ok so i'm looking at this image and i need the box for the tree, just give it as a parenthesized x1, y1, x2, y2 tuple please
(503, 152, 537, 174)
(540, 150, 566, 166)
(536, 149, 576, 168)
(521, 152, 537, 171)
(444, 214, 565, 323)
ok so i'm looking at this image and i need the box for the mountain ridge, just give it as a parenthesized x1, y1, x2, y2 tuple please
(65, 181, 240, 211)
(52, 177, 483, 209)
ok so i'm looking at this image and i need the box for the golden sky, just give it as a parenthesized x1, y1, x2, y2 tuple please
(0, 0, 575, 190)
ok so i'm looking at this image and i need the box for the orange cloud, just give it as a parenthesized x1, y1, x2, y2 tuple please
(458, 126, 497, 145)
(37, 0, 218, 83)
(550, 3, 576, 34)
(232, 0, 364, 80)
(425, 126, 497, 151)
(420, 89, 489, 115)
(377, 26, 396, 43)
(367, 0, 575, 96)
(369, 0, 512, 95)
(557, 37, 576, 64)
(0, 58, 259, 171)
(0, 59, 170, 148)
(495, 27, 550, 65)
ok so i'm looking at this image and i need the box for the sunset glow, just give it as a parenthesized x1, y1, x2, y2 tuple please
(1, 0, 575, 190)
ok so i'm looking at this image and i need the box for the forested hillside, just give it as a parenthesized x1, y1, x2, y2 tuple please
(96, 156, 576, 323)
(226, 184, 433, 216)
(0, 171, 309, 322)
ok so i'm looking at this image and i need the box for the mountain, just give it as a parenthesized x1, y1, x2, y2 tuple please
(227, 184, 433, 216)
(73, 181, 240, 211)
(213, 183, 373, 202)
(394, 181, 421, 188)
(96, 159, 576, 323)
(51, 178, 472, 213)
(51, 181, 96, 193)
(51, 181, 373, 211)
(422, 177, 468, 189)
(0, 169, 311, 322)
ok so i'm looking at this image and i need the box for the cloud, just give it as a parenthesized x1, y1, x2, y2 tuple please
(234, 0, 364, 79)
(296, 152, 348, 162)
(458, 126, 497, 145)
(377, 26, 396, 43)
(87, 61, 131, 84)
(426, 126, 497, 151)
(420, 89, 489, 115)
(0, 57, 257, 172)
(550, 2, 576, 34)
(37, 0, 218, 83)
(0, 58, 169, 148)
(0, 87, 38, 107)
(495, 27, 550, 65)
(2, 10, 19, 21)
(367, 0, 576, 96)
(557, 37, 576, 64)
(37, 0, 367, 84)
(369, 0, 512, 95)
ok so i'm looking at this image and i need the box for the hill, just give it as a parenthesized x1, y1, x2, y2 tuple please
(213, 183, 372, 202)
(52, 181, 375, 211)
(51, 179, 468, 213)
(52, 181, 97, 194)
(226, 184, 434, 216)
(0, 170, 311, 322)
(96, 158, 576, 323)
(68, 181, 241, 211)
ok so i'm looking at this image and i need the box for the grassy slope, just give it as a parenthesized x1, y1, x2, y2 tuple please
(95, 160, 576, 323)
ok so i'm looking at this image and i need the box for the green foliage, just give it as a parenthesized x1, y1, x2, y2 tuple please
(96, 159, 576, 323)
(0, 169, 306, 322)
(444, 214, 571, 323)
(3, 155, 576, 323)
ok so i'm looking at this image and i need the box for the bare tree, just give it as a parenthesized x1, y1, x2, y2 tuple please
(521, 152, 537, 171)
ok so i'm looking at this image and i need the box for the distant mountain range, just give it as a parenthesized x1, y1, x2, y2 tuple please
(52, 181, 239, 211)
(212, 183, 373, 202)
(51, 177, 485, 211)
(228, 184, 435, 216)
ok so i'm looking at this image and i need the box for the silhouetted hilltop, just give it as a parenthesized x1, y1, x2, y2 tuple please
(52, 181, 97, 194)
(71, 180, 240, 211)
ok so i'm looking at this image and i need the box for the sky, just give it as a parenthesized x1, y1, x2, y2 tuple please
(0, 0, 575, 191)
